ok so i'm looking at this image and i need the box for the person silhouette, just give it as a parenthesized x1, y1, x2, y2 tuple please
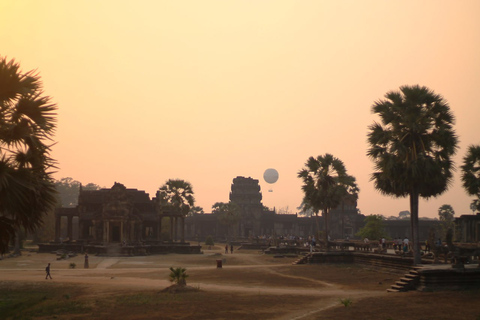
(45, 263, 52, 279)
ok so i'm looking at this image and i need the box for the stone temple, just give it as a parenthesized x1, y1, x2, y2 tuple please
(185, 176, 363, 241)
(45, 182, 200, 254)
(45, 176, 443, 254)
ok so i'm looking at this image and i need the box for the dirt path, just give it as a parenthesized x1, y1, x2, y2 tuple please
(0, 249, 390, 319)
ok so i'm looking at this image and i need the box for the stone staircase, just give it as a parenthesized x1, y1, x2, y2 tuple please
(292, 253, 313, 265)
(387, 267, 422, 292)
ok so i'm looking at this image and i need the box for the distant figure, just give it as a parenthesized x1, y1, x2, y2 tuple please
(364, 237, 369, 244)
(225, 244, 228, 254)
(230, 244, 233, 254)
(84, 253, 89, 269)
(45, 263, 52, 280)
(403, 237, 409, 253)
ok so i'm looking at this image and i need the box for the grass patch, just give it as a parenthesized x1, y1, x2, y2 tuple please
(0, 282, 91, 319)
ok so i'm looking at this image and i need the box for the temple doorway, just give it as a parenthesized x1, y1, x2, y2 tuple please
(112, 225, 121, 242)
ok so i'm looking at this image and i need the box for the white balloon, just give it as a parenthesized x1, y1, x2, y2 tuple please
(263, 168, 279, 184)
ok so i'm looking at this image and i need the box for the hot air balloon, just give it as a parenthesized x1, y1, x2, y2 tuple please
(263, 168, 279, 192)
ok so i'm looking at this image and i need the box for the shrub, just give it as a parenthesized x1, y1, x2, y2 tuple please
(169, 267, 188, 286)
(340, 298, 352, 307)
(205, 236, 214, 246)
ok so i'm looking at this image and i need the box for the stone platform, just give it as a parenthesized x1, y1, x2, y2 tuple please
(38, 242, 202, 256)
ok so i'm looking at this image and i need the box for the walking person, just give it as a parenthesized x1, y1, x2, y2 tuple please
(45, 263, 52, 280)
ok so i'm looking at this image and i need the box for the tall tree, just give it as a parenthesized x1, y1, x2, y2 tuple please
(212, 202, 240, 240)
(0, 57, 58, 253)
(298, 154, 359, 248)
(367, 85, 458, 264)
(156, 179, 195, 216)
(461, 145, 480, 213)
(436, 204, 455, 240)
(188, 206, 204, 216)
(355, 214, 388, 241)
(32, 178, 100, 243)
(54, 177, 100, 207)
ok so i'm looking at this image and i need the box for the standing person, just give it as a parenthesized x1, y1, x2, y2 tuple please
(230, 244, 233, 254)
(84, 253, 89, 269)
(225, 244, 228, 254)
(403, 237, 409, 253)
(45, 263, 52, 280)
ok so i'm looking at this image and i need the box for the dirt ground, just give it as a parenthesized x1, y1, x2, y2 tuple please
(1, 245, 479, 319)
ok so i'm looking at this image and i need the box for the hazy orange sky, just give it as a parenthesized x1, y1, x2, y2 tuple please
(2, 1, 479, 219)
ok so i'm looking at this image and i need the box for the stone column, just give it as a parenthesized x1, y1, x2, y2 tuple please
(170, 217, 174, 243)
(174, 217, 178, 242)
(120, 221, 124, 244)
(181, 216, 185, 243)
(92, 221, 97, 241)
(157, 217, 162, 241)
(55, 214, 61, 242)
(67, 215, 73, 241)
(78, 220, 84, 240)
(130, 221, 135, 242)
(104, 221, 109, 244)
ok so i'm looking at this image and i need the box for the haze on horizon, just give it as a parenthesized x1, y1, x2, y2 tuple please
(1, 1, 479, 219)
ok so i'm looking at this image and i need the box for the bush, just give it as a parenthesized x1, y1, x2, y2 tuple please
(340, 298, 352, 307)
(69, 263, 76, 269)
(169, 267, 188, 286)
(205, 235, 214, 246)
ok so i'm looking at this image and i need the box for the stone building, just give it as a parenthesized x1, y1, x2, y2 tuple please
(185, 176, 364, 241)
(53, 177, 441, 249)
(455, 213, 480, 242)
(382, 219, 437, 241)
(54, 182, 185, 245)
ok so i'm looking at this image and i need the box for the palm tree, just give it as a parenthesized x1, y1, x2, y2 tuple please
(298, 154, 359, 249)
(169, 266, 188, 286)
(367, 85, 458, 265)
(0, 57, 58, 254)
(156, 179, 195, 215)
(212, 202, 240, 241)
(461, 145, 480, 213)
(156, 179, 195, 242)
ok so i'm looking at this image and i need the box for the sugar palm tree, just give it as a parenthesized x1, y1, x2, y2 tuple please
(298, 154, 359, 249)
(367, 85, 458, 264)
(156, 179, 195, 216)
(461, 145, 480, 213)
(156, 179, 195, 242)
(0, 57, 58, 253)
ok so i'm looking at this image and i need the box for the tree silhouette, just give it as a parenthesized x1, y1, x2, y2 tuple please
(461, 145, 480, 213)
(367, 85, 458, 264)
(0, 57, 58, 253)
(298, 154, 359, 248)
